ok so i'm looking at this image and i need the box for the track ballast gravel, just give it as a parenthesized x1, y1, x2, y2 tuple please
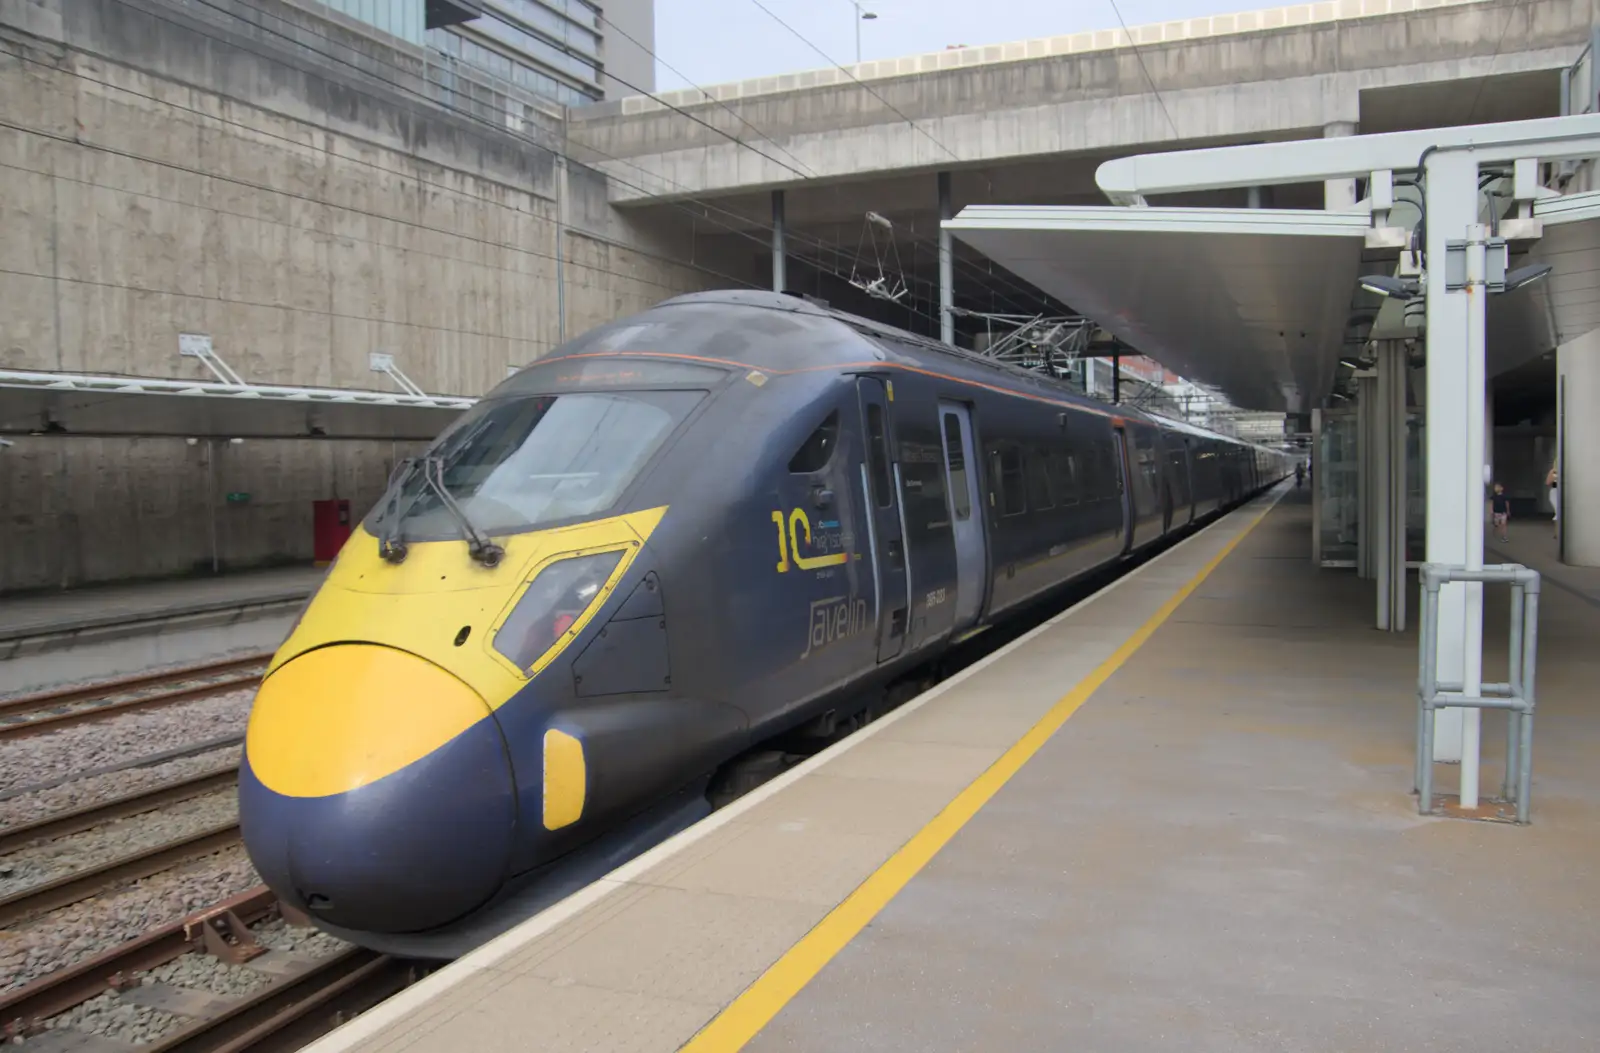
(0, 845, 261, 993)
(0, 690, 253, 796)
(0, 788, 240, 899)
(0, 745, 241, 831)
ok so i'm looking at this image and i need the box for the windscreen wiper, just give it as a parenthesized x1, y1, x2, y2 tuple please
(376, 455, 503, 567)
(376, 456, 422, 564)
(420, 455, 505, 567)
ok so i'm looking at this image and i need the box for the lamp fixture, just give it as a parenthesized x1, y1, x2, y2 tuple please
(1358, 274, 1422, 300)
(1503, 263, 1552, 292)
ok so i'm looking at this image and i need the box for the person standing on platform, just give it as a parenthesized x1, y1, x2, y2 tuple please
(1490, 482, 1511, 544)
(1547, 466, 1560, 539)
(1295, 461, 1305, 488)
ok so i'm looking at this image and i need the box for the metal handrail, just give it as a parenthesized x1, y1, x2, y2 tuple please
(1415, 562, 1541, 823)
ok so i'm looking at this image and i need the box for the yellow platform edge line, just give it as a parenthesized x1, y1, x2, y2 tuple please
(679, 495, 1280, 1053)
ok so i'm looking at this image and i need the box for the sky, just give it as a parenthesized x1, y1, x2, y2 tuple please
(652, 0, 1279, 91)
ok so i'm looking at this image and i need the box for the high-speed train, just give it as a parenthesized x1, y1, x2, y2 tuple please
(240, 290, 1288, 954)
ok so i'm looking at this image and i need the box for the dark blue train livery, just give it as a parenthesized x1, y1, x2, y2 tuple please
(238, 290, 1288, 955)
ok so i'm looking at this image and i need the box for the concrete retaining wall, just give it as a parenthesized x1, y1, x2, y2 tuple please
(0, 0, 734, 593)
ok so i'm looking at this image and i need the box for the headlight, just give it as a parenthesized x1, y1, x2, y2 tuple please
(493, 551, 625, 673)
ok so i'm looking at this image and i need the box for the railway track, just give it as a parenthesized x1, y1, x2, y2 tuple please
(0, 739, 420, 1050)
(0, 767, 239, 856)
(2, 762, 247, 930)
(0, 887, 423, 1052)
(0, 818, 243, 929)
(0, 655, 271, 741)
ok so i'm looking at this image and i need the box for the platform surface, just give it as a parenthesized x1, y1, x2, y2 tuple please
(1489, 527, 1600, 607)
(0, 565, 321, 640)
(306, 488, 1600, 1053)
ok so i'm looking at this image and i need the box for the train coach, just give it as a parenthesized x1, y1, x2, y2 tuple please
(239, 290, 1289, 955)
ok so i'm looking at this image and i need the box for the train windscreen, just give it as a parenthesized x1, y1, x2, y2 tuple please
(367, 389, 703, 540)
(499, 355, 729, 393)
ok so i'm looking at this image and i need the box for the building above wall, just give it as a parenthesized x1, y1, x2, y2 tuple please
(312, 0, 615, 107)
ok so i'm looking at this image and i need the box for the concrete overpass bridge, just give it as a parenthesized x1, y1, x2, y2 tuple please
(565, 0, 1596, 355)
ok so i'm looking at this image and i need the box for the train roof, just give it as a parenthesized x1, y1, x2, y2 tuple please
(1140, 411, 1284, 454)
(654, 291, 1282, 455)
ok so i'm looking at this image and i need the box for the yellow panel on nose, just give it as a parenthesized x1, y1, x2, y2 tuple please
(246, 644, 493, 799)
(542, 728, 587, 830)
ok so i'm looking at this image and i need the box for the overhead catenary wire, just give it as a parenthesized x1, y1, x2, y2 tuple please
(48, 3, 778, 291)
(592, 22, 1057, 321)
(1463, 0, 1528, 124)
(734, 0, 1078, 318)
(87, 0, 956, 329)
(43, 0, 1044, 340)
(0, 75, 752, 299)
(119, 0, 784, 233)
(589, 9, 1034, 318)
(591, 11, 821, 181)
(738, 0, 1187, 372)
(1105, 0, 1181, 139)
(167, 0, 1047, 323)
(0, 114, 743, 302)
(742, 0, 960, 167)
(573, 16, 1002, 311)
(574, 48, 817, 185)
(0, 29, 963, 437)
(194, 0, 958, 327)
(594, 0, 1045, 318)
(560, 23, 1050, 317)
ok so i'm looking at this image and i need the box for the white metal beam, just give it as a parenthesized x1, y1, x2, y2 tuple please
(0, 369, 474, 442)
(0, 369, 474, 410)
(1097, 113, 1600, 202)
(1535, 185, 1600, 223)
(946, 205, 1370, 238)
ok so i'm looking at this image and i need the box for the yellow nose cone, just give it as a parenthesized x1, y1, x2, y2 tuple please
(246, 644, 493, 798)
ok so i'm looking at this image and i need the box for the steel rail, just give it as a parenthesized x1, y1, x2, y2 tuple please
(0, 886, 278, 1039)
(1, 883, 420, 1053)
(0, 654, 271, 714)
(0, 767, 240, 854)
(0, 821, 242, 928)
(0, 672, 265, 741)
(146, 950, 418, 1053)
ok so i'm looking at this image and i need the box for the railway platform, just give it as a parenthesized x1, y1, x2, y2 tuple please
(0, 566, 321, 694)
(0, 566, 320, 657)
(305, 486, 1600, 1053)
(1488, 530, 1600, 608)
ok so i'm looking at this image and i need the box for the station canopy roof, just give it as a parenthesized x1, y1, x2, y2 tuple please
(946, 202, 1590, 415)
(947, 206, 1371, 414)
(0, 369, 473, 441)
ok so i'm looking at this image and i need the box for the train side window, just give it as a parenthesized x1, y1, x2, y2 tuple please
(1025, 449, 1055, 511)
(865, 403, 893, 507)
(788, 410, 839, 474)
(1052, 451, 1080, 506)
(942, 412, 971, 521)
(1082, 443, 1102, 494)
(997, 445, 1026, 517)
(1139, 445, 1159, 488)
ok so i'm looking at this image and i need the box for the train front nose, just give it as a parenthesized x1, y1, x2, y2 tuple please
(239, 644, 516, 934)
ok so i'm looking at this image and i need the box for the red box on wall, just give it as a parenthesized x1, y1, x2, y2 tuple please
(313, 499, 352, 565)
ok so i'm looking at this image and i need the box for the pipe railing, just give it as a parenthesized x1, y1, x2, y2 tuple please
(1415, 562, 1541, 823)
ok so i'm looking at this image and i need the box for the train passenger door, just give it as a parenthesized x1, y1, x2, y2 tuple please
(1111, 422, 1134, 554)
(1172, 437, 1195, 527)
(857, 377, 908, 662)
(937, 402, 986, 633)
